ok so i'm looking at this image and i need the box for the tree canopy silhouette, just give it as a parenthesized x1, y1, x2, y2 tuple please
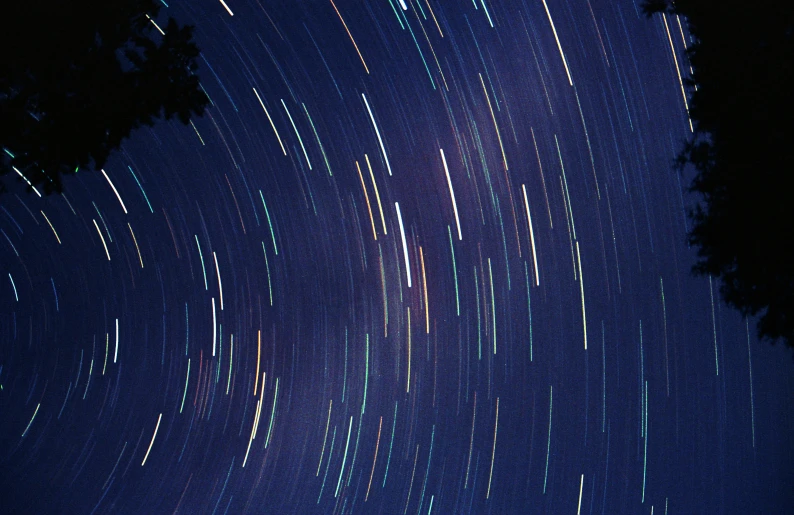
(643, 0, 794, 347)
(0, 0, 209, 193)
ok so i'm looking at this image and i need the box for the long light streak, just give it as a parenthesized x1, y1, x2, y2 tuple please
(281, 99, 312, 170)
(329, 0, 370, 74)
(522, 185, 540, 286)
(356, 161, 378, 240)
(101, 169, 128, 214)
(141, 413, 163, 466)
(365, 416, 383, 501)
(213, 251, 224, 310)
(41, 211, 62, 244)
(365, 154, 388, 234)
(395, 202, 411, 288)
(93, 219, 110, 261)
(362, 94, 392, 176)
(479, 73, 507, 171)
(576, 241, 587, 350)
(540, 0, 573, 86)
(486, 397, 499, 499)
(21, 403, 40, 437)
(253, 88, 287, 155)
(440, 148, 462, 240)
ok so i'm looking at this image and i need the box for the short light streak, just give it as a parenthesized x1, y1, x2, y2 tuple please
(218, 0, 234, 16)
(556, 135, 577, 240)
(13, 166, 42, 196)
(708, 276, 719, 376)
(525, 262, 533, 361)
(264, 377, 279, 447)
(543, 385, 553, 494)
(128, 223, 143, 268)
(93, 219, 111, 260)
(226, 336, 233, 395)
(303, 103, 333, 176)
(114, 318, 119, 363)
(180, 359, 190, 413)
(93, 202, 112, 242)
(243, 397, 263, 467)
(425, 0, 443, 37)
(530, 128, 553, 229)
(447, 226, 460, 316)
(746, 319, 756, 448)
(252, 88, 286, 155)
(212, 298, 217, 357)
(576, 241, 587, 350)
(642, 381, 649, 502)
(82, 355, 93, 399)
(335, 415, 354, 497)
(145, 14, 165, 35)
(330, 0, 370, 74)
(362, 335, 370, 414)
(364, 416, 383, 501)
(406, 307, 412, 393)
(141, 413, 163, 466)
(399, 0, 408, 10)
(8, 273, 18, 302)
(540, 0, 573, 86)
(259, 191, 279, 255)
(317, 399, 333, 475)
(102, 334, 108, 375)
(662, 14, 693, 132)
(395, 202, 412, 288)
(261, 242, 273, 306)
(480, 0, 494, 28)
(356, 161, 378, 240)
(486, 397, 499, 499)
(488, 258, 496, 354)
(189, 120, 206, 146)
(41, 211, 61, 244)
(318, 427, 337, 501)
(213, 251, 224, 310)
(379, 245, 389, 336)
(21, 403, 40, 437)
(362, 94, 392, 176)
(404, 445, 420, 514)
(382, 401, 398, 487)
(365, 154, 388, 234)
(101, 169, 128, 214)
(255, 330, 262, 396)
(420, 247, 429, 334)
(195, 236, 208, 290)
(479, 73, 508, 171)
(281, 99, 312, 170)
(440, 148, 462, 240)
(522, 185, 540, 286)
(577, 474, 584, 515)
(464, 392, 476, 488)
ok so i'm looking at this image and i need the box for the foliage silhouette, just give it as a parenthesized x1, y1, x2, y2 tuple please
(644, 1, 794, 347)
(0, 0, 209, 193)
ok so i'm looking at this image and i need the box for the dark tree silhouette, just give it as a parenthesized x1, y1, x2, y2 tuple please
(644, 1, 794, 347)
(0, 0, 209, 193)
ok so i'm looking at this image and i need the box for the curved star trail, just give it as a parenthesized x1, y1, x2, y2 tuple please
(2, 1, 792, 513)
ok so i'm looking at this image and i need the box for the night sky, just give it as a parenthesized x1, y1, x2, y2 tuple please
(2, 1, 793, 513)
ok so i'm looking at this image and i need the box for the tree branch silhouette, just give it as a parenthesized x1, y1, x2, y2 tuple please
(0, 0, 209, 193)
(644, 0, 794, 347)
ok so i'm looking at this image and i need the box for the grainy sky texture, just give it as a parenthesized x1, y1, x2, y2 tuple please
(1, 1, 793, 513)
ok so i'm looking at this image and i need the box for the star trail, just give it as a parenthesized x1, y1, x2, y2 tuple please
(1, 1, 793, 513)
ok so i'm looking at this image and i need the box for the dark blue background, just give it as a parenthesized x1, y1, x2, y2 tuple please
(1, 1, 792, 513)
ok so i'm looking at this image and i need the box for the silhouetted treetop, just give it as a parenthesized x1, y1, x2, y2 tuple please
(644, 1, 794, 347)
(1, 0, 209, 193)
